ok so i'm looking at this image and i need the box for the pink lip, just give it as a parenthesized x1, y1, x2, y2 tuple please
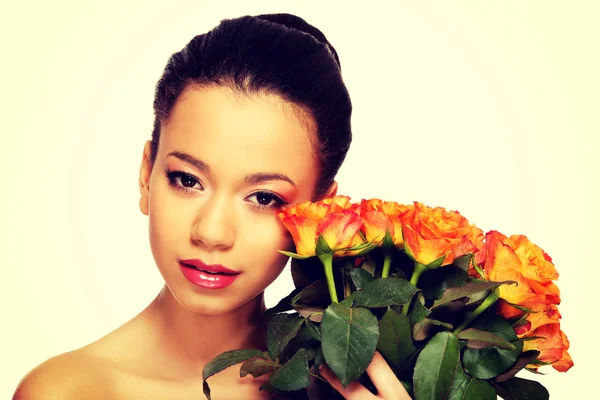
(179, 259, 239, 274)
(179, 259, 240, 289)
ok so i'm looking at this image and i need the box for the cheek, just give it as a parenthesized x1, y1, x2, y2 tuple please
(243, 219, 294, 276)
(148, 185, 188, 260)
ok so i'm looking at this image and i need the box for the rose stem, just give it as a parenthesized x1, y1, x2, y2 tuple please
(401, 262, 427, 315)
(452, 288, 500, 335)
(318, 252, 339, 303)
(381, 248, 393, 278)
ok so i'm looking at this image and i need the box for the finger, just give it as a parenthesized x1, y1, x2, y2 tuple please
(365, 351, 411, 399)
(319, 365, 374, 399)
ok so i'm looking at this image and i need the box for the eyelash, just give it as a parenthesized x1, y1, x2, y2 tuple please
(164, 169, 288, 211)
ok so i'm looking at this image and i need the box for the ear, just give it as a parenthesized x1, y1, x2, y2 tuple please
(139, 140, 153, 216)
(324, 180, 338, 198)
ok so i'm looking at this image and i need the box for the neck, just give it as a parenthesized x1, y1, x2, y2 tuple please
(143, 285, 267, 378)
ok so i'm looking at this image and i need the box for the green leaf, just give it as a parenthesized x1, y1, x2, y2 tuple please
(463, 379, 495, 400)
(239, 357, 277, 378)
(269, 348, 310, 391)
(464, 289, 491, 306)
(493, 377, 549, 400)
(295, 321, 320, 345)
(340, 290, 358, 307)
(504, 302, 536, 313)
(420, 266, 469, 300)
(321, 302, 379, 387)
(353, 278, 419, 308)
(277, 249, 313, 259)
(202, 349, 264, 399)
(432, 280, 515, 308)
(520, 336, 544, 342)
(462, 313, 523, 379)
(472, 256, 484, 278)
(426, 254, 446, 269)
(316, 233, 332, 256)
(353, 241, 379, 256)
(376, 308, 416, 369)
(293, 305, 325, 322)
(291, 280, 330, 306)
(265, 287, 302, 317)
(448, 363, 496, 400)
(304, 319, 321, 342)
(413, 317, 454, 341)
(408, 293, 430, 325)
(379, 227, 393, 248)
(267, 313, 304, 359)
(257, 382, 284, 397)
(314, 347, 325, 369)
(457, 328, 517, 350)
(494, 350, 540, 382)
(349, 268, 374, 289)
(305, 347, 319, 362)
(339, 236, 378, 253)
(448, 363, 472, 399)
(452, 253, 474, 272)
(413, 331, 459, 400)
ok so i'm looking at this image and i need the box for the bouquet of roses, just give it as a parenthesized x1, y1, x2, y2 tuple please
(202, 195, 573, 399)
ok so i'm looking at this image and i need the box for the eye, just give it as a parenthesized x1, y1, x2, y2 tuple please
(165, 169, 204, 193)
(246, 191, 287, 211)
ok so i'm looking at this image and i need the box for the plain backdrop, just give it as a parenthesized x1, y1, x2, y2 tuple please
(2, 1, 598, 398)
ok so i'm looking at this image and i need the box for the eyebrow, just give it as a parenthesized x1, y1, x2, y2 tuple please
(168, 151, 210, 172)
(167, 151, 297, 188)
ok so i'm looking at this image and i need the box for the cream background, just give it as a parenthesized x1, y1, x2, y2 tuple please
(2, 0, 598, 398)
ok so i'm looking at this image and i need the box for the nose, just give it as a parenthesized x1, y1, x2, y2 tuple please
(190, 193, 235, 251)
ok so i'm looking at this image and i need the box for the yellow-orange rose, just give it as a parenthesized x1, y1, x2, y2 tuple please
(483, 231, 542, 311)
(481, 231, 572, 372)
(277, 195, 364, 258)
(510, 234, 559, 283)
(352, 199, 413, 247)
(522, 323, 574, 372)
(399, 201, 484, 267)
(481, 231, 562, 332)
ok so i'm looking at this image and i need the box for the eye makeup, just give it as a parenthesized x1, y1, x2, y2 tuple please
(165, 169, 204, 193)
(164, 168, 288, 212)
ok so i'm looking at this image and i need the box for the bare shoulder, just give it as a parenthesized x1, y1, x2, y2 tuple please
(12, 349, 111, 400)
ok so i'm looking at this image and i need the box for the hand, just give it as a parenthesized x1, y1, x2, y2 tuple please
(319, 351, 412, 399)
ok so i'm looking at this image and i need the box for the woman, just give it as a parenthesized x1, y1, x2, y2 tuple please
(13, 13, 411, 399)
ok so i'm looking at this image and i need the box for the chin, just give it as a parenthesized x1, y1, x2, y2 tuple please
(177, 289, 262, 316)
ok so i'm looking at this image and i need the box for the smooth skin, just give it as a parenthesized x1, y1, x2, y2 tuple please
(13, 86, 411, 400)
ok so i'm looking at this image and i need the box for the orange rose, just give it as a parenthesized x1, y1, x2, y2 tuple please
(522, 324, 574, 372)
(277, 195, 364, 258)
(481, 232, 571, 372)
(481, 231, 562, 334)
(483, 231, 541, 311)
(399, 201, 484, 267)
(319, 210, 365, 258)
(525, 303, 561, 333)
(529, 279, 561, 305)
(352, 199, 413, 247)
(510, 234, 559, 283)
(552, 330, 574, 372)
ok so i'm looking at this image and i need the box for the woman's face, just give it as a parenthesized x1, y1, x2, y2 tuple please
(139, 85, 331, 315)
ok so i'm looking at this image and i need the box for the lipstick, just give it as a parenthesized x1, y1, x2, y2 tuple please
(179, 259, 240, 289)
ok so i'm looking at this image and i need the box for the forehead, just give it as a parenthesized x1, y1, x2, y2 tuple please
(159, 85, 319, 185)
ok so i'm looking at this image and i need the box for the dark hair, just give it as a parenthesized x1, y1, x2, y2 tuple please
(150, 13, 352, 199)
